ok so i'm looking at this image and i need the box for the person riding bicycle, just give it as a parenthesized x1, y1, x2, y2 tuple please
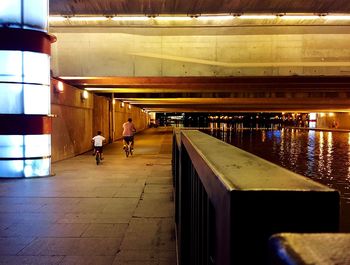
(122, 118, 136, 151)
(92, 131, 106, 160)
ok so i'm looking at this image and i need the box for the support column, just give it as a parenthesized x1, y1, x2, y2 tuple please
(0, 0, 54, 178)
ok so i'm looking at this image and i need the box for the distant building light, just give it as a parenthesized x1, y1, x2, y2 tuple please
(309, 113, 317, 120)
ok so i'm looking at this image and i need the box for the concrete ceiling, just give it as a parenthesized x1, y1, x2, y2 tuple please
(49, 0, 350, 15)
(50, 0, 350, 113)
(59, 76, 350, 113)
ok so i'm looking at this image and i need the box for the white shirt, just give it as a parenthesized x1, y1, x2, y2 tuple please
(92, 135, 105, 147)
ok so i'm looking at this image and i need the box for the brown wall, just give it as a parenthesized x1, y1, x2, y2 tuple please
(317, 113, 350, 130)
(51, 79, 149, 162)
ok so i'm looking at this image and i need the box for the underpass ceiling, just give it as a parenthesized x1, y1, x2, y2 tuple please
(50, 0, 350, 113)
(58, 76, 350, 112)
(49, 0, 350, 15)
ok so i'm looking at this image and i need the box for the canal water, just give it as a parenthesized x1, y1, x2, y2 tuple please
(204, 125, 350, 232)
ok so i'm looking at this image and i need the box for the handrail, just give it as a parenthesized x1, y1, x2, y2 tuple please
(173, 129, 339, 265)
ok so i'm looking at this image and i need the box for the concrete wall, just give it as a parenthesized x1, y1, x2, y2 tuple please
(50, 27, 350, 77)
(51, 79, 149, 162)
(113, 101, 149, 141)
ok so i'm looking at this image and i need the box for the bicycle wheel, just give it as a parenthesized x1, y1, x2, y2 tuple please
(96, 152, 101, 165)
(125, 147, 129, 157)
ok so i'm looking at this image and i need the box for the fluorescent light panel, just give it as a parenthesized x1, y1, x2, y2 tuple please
(280, 15, 320, 20)
(49, 14, 350, 22)
(197, 15, 234, 20)
(155, 16, 193, 21)
(112, 16, 150, 21)
(325, 15, 350, 20)
(238, 15, 276, 19)
(69, 16, 109, 21)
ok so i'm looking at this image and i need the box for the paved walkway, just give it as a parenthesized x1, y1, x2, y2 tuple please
(0, 128, 176, 265)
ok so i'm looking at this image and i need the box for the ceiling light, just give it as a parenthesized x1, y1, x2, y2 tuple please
(280, 15, 320, 20)
(69, 16, 109, 22)
(111, 16, 150, 21)
(238, 15, 276, 19)
(49, 16, 67, 22)
(197, 15, 234, 21)
(154, 16, 193, 21)
(325, 15, 350, 20)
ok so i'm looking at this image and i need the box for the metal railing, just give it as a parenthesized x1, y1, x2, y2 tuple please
(173, 129, 340, 265)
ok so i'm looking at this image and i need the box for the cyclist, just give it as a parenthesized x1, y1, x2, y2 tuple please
(92, 131, 106, 160)
(122, 118, 136, 151)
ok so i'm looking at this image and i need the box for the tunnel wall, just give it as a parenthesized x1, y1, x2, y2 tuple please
(51, 79, 149, 162)
(316, 113, 350, 130)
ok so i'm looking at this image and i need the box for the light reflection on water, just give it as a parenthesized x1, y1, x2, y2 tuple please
(205, 125, 350, 231)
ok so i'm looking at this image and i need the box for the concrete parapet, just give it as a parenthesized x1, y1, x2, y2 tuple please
(269, 233, 350, 265)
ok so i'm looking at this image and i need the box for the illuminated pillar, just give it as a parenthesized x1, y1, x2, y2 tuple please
(0, 0, 53, 178)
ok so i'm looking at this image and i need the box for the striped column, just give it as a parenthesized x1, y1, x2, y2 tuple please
(0, 0, 53, 178)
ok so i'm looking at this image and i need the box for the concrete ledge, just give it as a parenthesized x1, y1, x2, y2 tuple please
(269, 233, 350, 265)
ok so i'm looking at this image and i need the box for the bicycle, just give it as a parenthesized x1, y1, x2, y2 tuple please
(95, 149, 101, 165)
(123, 139, 133, 157)
(94, 146, 103, 165)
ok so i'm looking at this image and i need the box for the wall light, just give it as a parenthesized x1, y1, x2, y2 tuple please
(121, 102, 125, 108)
(54, 81, 64, 93)
(128, 104, 131, 110)
(81, 90, 89, 100)
(112, 99, 116, 105)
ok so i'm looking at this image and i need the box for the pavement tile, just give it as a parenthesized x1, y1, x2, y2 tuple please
(0, 237, 35, 255)
(0, 128, 176, 263)
(0, 255, 64, 265)
(19, 238, 122, 256)
(0, 223, 89, 237)
(59, 255, 115, 265)
(82, 223, 128, 238)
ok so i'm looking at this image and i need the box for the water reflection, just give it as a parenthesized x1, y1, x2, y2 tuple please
(204, 123, 350, 231)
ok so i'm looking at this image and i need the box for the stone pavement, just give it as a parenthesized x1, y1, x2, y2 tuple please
(0, 127, 176, 265)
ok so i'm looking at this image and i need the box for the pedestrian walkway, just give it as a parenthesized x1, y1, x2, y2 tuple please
(0, 127, 176, 265)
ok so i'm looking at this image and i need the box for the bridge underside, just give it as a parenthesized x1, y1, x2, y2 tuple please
(50, 0, 350, 113)
(60, 76, 350, 112)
